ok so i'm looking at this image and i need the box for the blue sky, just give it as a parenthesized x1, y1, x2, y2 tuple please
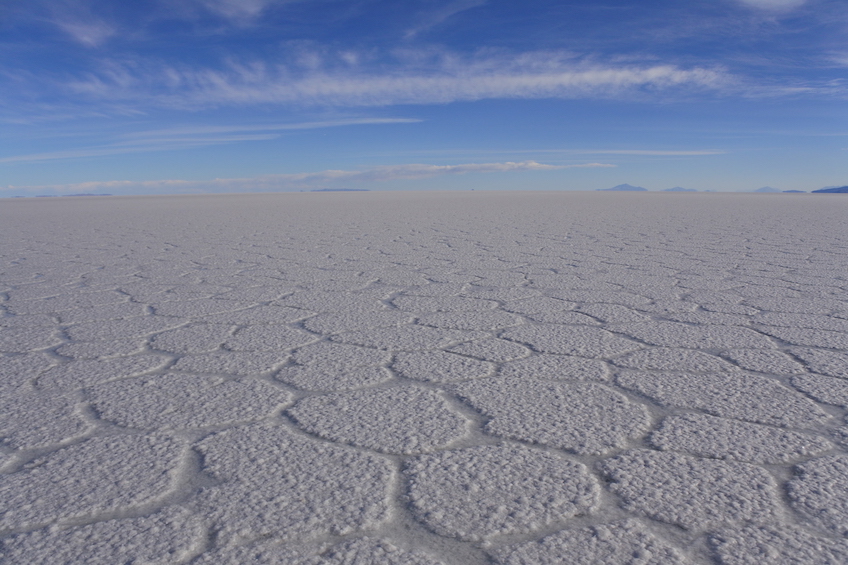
(1, 0, 846, 196)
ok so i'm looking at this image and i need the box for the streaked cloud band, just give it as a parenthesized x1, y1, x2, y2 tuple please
(66, 55, 728, 110)
(0, 118, 422, 163)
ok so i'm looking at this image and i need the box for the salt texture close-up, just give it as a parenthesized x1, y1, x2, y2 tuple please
(1, 190, 847, 563)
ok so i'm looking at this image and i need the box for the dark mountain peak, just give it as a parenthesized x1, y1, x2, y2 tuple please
(812, 186, 848, 193)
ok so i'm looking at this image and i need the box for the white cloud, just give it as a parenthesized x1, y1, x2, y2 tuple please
(573, 149, 726, 156)
(194, 0, 302, 21)
(736, 0, 807, 11)
(0, 135, 279, 164)
(829, 53, 848, 67)
(197, 0, 273, 19)
(404, 0, 487, 39)
(42, 1, 117, 47)
(63, 51, 728, 109)
(55, 20, 117, 47)
(3, 161, 613, 195)
(122, 118, 421, 139)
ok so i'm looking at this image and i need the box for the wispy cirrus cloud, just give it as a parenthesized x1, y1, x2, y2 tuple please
(829, 53, 848, 67)
(35, 0, 302, 47)
(55, 19, 117, 47)
(195, 0, 279, 20)
(62, 51, 729, 110)
(0, 135, 279, 164)
(122, 117, 421, 138)
(3, 161, 612, 195)
(572, 149, 726, 156)
(736, 0, 807, 10)
(404, 0, 486, 39)
(36, 0, 118, 47)
(0, 117, 420, 163)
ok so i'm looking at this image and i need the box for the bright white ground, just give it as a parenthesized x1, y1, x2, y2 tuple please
(1, 191, 847, 564)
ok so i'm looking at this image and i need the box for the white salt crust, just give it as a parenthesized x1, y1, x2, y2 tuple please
(492, 519, 689, 565)
(711, 524, 848, 565)
(790, 347, 848, 379)
(193, 536, 446, 564)
(392, 350, 495, 383)
(791, 373, 848, 407)
(787, 455, 848, 535)
(616, 370, 829, 427)
(405, 444, 598, 541)
(332, 325, 486, 351)
(600, 450, 778, 530)
(90, 374, 293, 430)
(501, 324, 641, 357)
(454, 377, 649, 454)
(0, 507, 206, 565)
(446, 338, 531, 362)
(498, 354, 610, 382)
(650, 413, 833, 464)
(194, 422, 393, 545)
(36, 355, 172, 390)
(0, 434, 187, 530)
(1, 191, 846, 564)
(287, 386, 469, 454)
(301, 310, 414, 334)
(0, 390, 90, 448)
(613, 347, 737, 372)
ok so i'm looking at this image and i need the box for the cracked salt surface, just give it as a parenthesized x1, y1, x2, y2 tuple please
(491, 519, 689, 565)
(194, 421, 393, 546)
(1, 191, 847, 563)
(406, 444, 598, 541)
(288, 386, 470, 454)
(454, 377, 648, 454)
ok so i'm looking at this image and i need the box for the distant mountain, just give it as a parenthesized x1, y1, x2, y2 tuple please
(598, 184, 648, 192)
(812, 186, 848, 193)
(664, 187, 697, 192)
(754, 186, 780, 193)
(782, 190, 805, 193)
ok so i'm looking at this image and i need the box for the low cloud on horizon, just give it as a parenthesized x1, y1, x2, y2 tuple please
(3, 160, 613, 196)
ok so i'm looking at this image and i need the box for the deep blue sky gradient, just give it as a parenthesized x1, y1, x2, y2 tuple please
(1, 0, 846, 195)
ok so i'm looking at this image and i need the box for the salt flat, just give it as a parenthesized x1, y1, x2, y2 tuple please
(1, 191, 847, 564)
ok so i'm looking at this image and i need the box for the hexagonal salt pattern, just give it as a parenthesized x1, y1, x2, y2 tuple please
(454, 377, 649, 454)
(0, 390, 91, 449)
(2, 191, 847, 563)
(600, 450, 779, 530)
(491, 520, 689, 565)
(0, 507, 206, 565)
(650, 413, 832, 464)
(787, 455, 848, 536)
(287, 386, 469, 454)
(406, 444, 599, 541)
(194, 422, 394, 545)
(194, 537, 447, 565)
(710, 524, 848, 565)
(616, 370, 829, 427)
(0, 434, 188, 530)
(90, 373, 293, 430)
(501, 324, 640, 357)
